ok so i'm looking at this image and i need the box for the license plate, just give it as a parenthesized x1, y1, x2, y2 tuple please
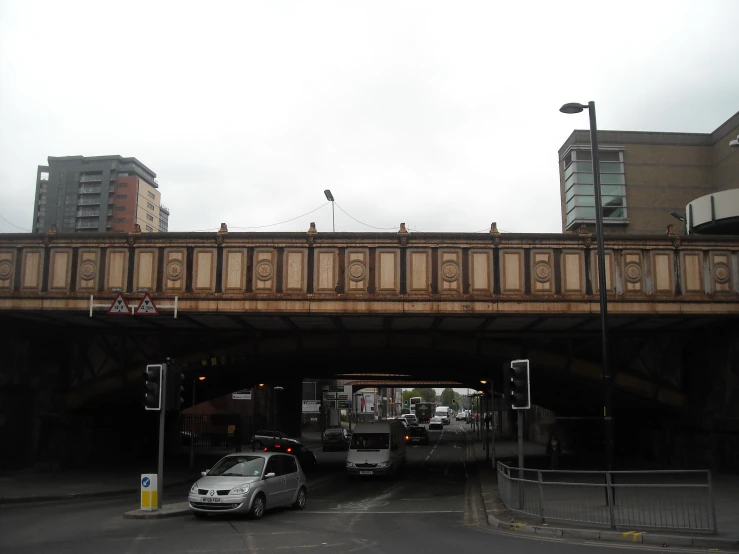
(359, 471, 373, 475)
(201, 497, 221, 503)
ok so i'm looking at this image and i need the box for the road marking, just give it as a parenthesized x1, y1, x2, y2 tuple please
(307, 510, 463, 514)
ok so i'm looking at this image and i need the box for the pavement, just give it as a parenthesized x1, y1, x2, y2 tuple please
(474, 439, 739, 551)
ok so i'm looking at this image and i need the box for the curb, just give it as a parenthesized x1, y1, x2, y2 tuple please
(484, 513, 739, 551)
(0, 477, 196, 506)
(124, 502, 190, 520)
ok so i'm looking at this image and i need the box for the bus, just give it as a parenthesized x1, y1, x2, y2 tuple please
(409, 397, 421, 414)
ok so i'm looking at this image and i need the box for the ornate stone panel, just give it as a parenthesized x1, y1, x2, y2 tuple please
(49, 248, 73, 292)
(133, 248, 158, 291)
(650, 251, 674, 294)
(438, 249, 462, 294)
(0, 249, 16, 292)
(193, 248, 217, 292)
(164, 248, 187, 293)
(622, 250, 644, 293)
(680, 251, 703, 294)
(314, 248, 338, 293)
(710, 251, 733, 294)
(106, 248, 129, 291)
(501, 250, 524, 294)
(223, 249, 247, 293)
(561, 250, 585, 294)
(469, 249, 493, 294)
(77, 249, 100, 292)
(407, 248, 431, 293)
(346, 248, 370, 293)
(591, 250, 615, 293)
(376, 248, 400, 294)
(531, 250, 554, 294)
(21, 248, 44, 291)
(283, 248, 308, 293)
(253, 248, 277, 293)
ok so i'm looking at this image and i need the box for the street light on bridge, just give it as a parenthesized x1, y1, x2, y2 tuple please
(324, 190, 335, 232)
(560, 101, 614, 472)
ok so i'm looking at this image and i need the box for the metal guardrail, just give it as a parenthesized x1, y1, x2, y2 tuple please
(497, 462, 717, 533)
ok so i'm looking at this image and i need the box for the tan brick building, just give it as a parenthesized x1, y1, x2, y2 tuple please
(558, 110, 739, 235)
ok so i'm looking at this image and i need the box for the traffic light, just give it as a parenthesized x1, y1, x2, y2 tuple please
(144, 364, 163, 411)
(507, 359, 530, 410)
(404, 400, 408, 407)
(166, 364, 185, 412)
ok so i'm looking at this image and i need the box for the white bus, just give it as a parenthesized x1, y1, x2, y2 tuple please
(409, 397, 421, 414)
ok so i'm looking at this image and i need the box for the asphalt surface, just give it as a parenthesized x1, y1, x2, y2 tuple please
(0, 421, 714, 554)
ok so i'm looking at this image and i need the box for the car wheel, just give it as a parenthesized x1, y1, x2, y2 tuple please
(253, 440, 262, 450)
(293, 487, 307, 510)
(249, 493, 266, 519)
(192, 511, 207, 519)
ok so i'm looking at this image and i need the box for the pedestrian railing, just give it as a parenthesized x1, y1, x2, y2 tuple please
(496, 462, 717, 533)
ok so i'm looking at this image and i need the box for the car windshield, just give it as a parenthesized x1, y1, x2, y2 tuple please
(325, 429, 343, 435)
(207, 456, 265, 477)
(409, 427, 426, 436)
(350, 432, 389, 449)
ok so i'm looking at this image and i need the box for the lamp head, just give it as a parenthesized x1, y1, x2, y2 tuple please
(198, 376, 206, 381)
(560, 102, 587, 114)
(730, 135, 739, 148)
(670, 211, 686, 222)
(324, 189, 335, 201)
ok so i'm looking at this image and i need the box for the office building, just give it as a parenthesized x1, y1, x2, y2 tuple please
(32, 155, 170, 233)
(558, 110, 739, 234)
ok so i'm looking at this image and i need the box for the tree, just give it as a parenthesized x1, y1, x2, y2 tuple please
(419, 388, 436, 402)
(440, 387, 458, 406)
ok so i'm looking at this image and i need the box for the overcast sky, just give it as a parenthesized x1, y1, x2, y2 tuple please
(1, 1, 738, 234)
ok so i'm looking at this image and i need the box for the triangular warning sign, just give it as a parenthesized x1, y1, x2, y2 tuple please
(136, 293, 159, 315)
(108, 294, 130, 315)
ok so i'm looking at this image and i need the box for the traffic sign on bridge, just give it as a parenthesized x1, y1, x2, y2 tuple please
(136, 293, 158, 315)
(108, 294, 130, 315)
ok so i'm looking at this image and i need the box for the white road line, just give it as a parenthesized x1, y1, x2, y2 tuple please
(307, 510, 464, 514)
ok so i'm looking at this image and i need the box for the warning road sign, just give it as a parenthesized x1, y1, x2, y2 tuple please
(136, 293, 158, 315)
(108, 294, 130, 315)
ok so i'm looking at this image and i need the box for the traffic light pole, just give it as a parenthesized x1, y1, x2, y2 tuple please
(157, 364, 167, 510)
(517, 409, 524, 509)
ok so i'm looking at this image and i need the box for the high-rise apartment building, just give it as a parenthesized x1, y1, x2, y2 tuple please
(32, 155, 170, 234)
(558, 110, 739, 235)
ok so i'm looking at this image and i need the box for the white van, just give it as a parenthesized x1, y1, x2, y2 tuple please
(346, 421, 407, 477)
(435, 406, 451, 425)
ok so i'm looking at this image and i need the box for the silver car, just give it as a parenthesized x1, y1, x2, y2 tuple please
(189, 451, 307, 518)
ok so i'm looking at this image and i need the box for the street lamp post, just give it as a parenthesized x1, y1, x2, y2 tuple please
(190, 376, 206, 468)
(324, 190, 335, 232)
(560, 101, 614, 472)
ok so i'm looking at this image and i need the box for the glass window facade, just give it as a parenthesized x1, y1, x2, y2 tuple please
(563, 148, 627, 229)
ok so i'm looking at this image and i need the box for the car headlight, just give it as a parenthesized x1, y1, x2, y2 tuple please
(190, 483, 199, 494)
(376, 462, 388, 468)
(346, 461, 356, 468)
(229, 484, 250, 495)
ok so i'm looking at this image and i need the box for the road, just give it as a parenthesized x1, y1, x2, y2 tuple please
(0, 421, 705, 553)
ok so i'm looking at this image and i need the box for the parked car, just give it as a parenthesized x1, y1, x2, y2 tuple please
(189, 451, 307, 518)
(322, 428, 351, 451)
(455, 411, 467, 421)
(250, 430, 289, 449)
(401, 414, 419, 426)
(259, 438, 317, 471)
(428, 416, 444, 431)
(406, 425, 429, 445)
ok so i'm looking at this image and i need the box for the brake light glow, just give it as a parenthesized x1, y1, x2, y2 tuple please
(405, 435, 409, 440)
(287, 447, 292, 452)
(263, 447, 268, 451)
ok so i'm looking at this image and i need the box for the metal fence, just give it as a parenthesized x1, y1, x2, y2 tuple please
(180, 414, 269, 450)
(497, 462, 717, 533)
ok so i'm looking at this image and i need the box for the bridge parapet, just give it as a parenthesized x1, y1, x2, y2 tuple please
(0, 230, 737, 315)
